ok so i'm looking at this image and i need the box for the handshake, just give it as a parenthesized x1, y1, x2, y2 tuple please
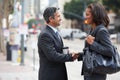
(63, 47, 80, 61)
(71, 53, 80, 60)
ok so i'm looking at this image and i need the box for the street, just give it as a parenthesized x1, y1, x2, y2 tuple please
(26, 34, 120, 80)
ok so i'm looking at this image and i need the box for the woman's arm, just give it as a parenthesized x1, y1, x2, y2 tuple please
(89, 29, 114, 57)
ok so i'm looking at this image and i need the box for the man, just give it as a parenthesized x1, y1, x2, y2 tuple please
(37, 7, 78, 80)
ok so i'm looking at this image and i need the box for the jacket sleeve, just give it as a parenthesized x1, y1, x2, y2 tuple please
(39, 33, 73, 62)
(89, 29, 114, 57)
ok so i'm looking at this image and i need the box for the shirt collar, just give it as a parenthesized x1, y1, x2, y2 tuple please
(47, 24, 58, 33)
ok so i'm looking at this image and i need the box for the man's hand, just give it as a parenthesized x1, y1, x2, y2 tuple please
(72, 53, 80, 60)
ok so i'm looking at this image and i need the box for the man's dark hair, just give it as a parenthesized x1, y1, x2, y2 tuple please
(43, 7, 59, 23)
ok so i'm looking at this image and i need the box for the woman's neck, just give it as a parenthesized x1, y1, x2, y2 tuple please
(91, 23, 96, 29)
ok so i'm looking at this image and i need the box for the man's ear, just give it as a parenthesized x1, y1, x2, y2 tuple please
(49, 16, 54, 22)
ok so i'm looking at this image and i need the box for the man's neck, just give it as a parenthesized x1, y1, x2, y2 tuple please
(48, 23, 56, 28)
(47, 24, 58, 33)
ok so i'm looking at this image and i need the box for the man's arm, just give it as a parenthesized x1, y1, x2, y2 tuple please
(39, 33, 75, 62)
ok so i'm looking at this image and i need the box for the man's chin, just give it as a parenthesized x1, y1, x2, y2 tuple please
(57, 24, 60, 26)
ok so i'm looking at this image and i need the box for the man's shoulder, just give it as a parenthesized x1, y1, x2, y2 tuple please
(40, 28, 51, 37)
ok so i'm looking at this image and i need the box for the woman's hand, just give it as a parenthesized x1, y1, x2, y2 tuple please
(86, 35, 95, 45)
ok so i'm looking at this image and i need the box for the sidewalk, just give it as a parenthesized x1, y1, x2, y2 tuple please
(0, 53, 38, 80)
(0, 38, 120, 80)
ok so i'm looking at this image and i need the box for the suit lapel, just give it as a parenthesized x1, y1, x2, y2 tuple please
(46, 26, 63, 46)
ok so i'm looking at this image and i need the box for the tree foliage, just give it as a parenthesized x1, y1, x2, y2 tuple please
(103, 0, 120, 15)
(63, 0, 95, 21)
(27, 18, 44, 29)
(64, 0, 83, 20)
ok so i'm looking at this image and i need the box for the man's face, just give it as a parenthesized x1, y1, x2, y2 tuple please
(50, 11, 62, 27)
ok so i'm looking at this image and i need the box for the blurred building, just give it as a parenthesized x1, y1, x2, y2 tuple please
(34, 0, 40, 17)
(23, 0, 71, 28)
(108, 11, 116, 27)
(34, 0, 58, 19)
(49, 0, 58, 7)
(108, 10, 116, 34)
(58, 0, 72, 29)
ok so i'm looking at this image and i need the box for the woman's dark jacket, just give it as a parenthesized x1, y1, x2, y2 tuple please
(78, 24, 114, 75)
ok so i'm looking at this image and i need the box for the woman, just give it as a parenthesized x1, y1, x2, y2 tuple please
(78, 2, 114, 80)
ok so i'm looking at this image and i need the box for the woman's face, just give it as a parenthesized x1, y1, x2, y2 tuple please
(85, 8, 93, 25)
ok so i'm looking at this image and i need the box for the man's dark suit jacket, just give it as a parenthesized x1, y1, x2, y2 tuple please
(37, 25, 73, 80)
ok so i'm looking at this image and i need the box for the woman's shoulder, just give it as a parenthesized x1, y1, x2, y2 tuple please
(97, 24, 108, 33)
(99, 27, 108, 33)
(97, 26, 110, 39)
